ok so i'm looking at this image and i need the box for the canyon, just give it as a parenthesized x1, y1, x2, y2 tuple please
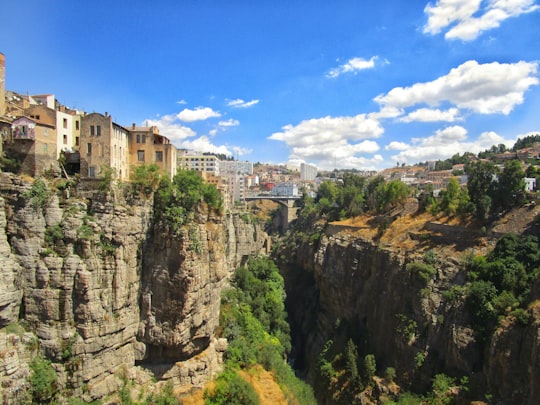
(2, 171, 540, 404)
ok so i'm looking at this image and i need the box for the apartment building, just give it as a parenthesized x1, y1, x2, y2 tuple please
(300, 162, 317, 181)
(177, 151, 220, 174)
(80, 112, 130, 181)
(127, 124, 177, 179)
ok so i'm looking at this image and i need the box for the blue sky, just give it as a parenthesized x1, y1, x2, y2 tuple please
(1, 0, 539, 170)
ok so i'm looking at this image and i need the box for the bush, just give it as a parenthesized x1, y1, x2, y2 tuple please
(22, 178, 50, 209)
(407, 262, 437, 285)
(29, 356, 58, 403)
(204, 369, 260, 405)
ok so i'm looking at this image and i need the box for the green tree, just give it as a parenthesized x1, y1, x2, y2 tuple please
(363, 354, 377, 379)
(439, 178, 461, 215)
(466, 160, 498, 221)
(131, 163, 162, 196)
(496, 160, 525, 212)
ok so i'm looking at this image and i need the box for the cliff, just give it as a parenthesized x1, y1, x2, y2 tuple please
(279, 210, 540, 404)
(0, 172, 269, 402)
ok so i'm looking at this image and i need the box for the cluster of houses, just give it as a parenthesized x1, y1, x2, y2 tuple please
(1, 52, 537, 203)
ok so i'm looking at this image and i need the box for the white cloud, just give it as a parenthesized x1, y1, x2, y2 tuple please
(400, 107, 461, 122)
(268, 114, 384, 170)
(232, 145, 253, 157)
(326, 56, 381, 78)
(227, 98, 260, 108)
(218, 118, 240, 128)
(180, 136, 234, 157)
(424, 0, 539, 41)
(375, 60, 539, 115)
(177, 107, 221, 122)
(385, 141, 410, 151)
(176, 99, 187, 105)
(145, 114, 197, 143)
(389, 126, 516, 164)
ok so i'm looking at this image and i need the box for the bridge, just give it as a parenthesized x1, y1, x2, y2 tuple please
(243, 194, 300, 232)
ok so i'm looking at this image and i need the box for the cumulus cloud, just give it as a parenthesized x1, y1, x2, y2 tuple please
(389, 126, 516, 164)
(385, 141, 410, 151)
(180, 136, 234, 157)
(231, 145, 253, 157)
(227, 98, 260, 108)
(424, 0, 539, 41)
(145, 114, 197, 143)
(326, 56, 382, 78)
(144, 108, 246, 157)
(268, 114, 384, 170)
(400, 107, 461, 123)
(218, 118, 240, 128)
(375, 60, 539, 115)
(177, 107, 221, 122)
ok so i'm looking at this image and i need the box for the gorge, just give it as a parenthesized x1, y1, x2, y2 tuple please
(2, 170, 540, 404)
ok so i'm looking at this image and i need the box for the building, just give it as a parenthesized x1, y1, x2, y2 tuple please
(219, 160, 253, 175)
(9, 116, 57, 175)
(177, 151, 220, 175)
(80, 112, 130, 181)
(128, 124, 177, 179)
(271, 182, 299, 197)
(300, 162, 317, 181)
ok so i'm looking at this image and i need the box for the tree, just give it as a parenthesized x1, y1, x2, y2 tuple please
(439, 178, 461, 215)
(466, 160, 498, 221)
(496, 160, 525, 212)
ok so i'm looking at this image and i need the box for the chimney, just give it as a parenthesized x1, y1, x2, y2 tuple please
(132, 123, 136, 129)
(105, 111, 108, 117)
(0, 52, 5, 117)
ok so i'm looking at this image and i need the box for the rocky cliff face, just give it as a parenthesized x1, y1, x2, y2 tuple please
(0, 173, 269, 402)
(280, 219, 540, 404)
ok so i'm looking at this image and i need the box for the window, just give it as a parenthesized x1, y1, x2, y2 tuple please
(63, 118, 68, 129)
(155, 151, 163, 162)
(96, 125, 101, 136)
(137, 150, 145, 162)
(89, 167, 96, 177)
(75, 120, 79, 130)
(136, 134, 140, 143)
(63, 135, 67, 144)
(75, 136, 79, 146)
(90, 125, 95, 136)
(87, 143, 92, 155)
(142, 135, 146, 144)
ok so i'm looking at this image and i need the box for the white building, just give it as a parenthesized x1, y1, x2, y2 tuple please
(271, 182, 299, 197)
(177, 151, 220, 174)
(525, 177, 536, 192)
(220, 160, 253, 175)
(300, 162, 317, 181)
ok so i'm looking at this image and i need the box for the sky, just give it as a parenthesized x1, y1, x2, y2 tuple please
(1, 0, 539, 171)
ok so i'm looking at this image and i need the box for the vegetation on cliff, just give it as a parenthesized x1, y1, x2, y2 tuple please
(207, 256, 315, 404)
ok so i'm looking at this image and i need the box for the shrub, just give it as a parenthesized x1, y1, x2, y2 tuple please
(407, 262, 437, 285)
(29, 356, 58, 403)
(204, 369, 260, 405)
(22, 178, 50, 209)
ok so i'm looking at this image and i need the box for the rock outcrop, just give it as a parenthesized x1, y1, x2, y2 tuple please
(0, 173, 269, 402)
(280, 219, 540, 404)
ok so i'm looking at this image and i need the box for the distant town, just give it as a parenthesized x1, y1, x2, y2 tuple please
(1, 52, 539, 204)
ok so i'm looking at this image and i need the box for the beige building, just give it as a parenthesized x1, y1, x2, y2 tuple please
(9, 116, 57, 176)
(127, 124, 177, 179)
(80, 112, 130, 181)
